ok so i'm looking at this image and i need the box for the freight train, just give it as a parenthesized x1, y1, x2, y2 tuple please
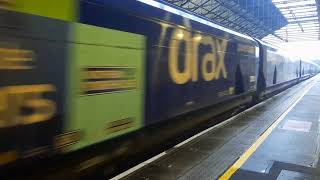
(0, 0, 319, 177)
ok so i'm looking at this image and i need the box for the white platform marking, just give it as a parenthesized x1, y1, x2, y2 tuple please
(282, 120, 312, 132)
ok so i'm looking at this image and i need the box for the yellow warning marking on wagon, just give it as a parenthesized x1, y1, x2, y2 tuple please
(219, 81, 315, 180)
(0, 48, 34, 70)
(0, 151, 17, 165)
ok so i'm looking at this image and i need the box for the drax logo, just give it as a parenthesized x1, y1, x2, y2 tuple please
(169, 29, 228, 84)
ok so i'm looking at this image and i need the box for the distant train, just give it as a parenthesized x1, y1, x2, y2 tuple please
(0, 0, 318, 175)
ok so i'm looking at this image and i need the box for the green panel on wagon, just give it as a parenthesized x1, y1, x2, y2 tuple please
(66, 23, 145, 151)
(8, 0, 76, 21)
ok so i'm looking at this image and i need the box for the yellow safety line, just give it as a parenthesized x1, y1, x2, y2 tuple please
(219, 82, 315, 180)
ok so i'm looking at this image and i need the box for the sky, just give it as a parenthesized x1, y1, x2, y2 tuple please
(278, 41, 320, 61)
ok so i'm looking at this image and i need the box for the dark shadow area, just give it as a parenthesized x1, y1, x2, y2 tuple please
(273, 66, 277, 84)
(235, 64, 244, 94)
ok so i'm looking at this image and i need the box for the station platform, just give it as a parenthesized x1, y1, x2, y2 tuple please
(111, 75, 320, 180)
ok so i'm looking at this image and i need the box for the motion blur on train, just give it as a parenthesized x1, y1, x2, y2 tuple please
(0, 0, 319, 178)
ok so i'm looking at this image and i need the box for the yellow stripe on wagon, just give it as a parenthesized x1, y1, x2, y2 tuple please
(7, 0, 76, 21)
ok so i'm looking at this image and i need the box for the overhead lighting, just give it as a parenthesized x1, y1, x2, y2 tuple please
(289, 35, 319, 37)
(301, 21, 319, 24)
(275, 0, 316, 8)
(285, 12, 318, 18)
(281, 6, 316, 11)
(276, 28, 320, 32)
(277, 35, 319, 38)
(276, 28, 319, 33)
(275, 28, 319, 34)
(286, 15, 318, 19)
(282, 10, 316, 16)
(288, 16, 318, 22)
(276, 33, 319, 37)
(275, 31, 319, 37)
(272, 0, 314, 3)
(293, 12, 317, 16)
(286, 37, 318, 39)
(287, 23, 319, 27)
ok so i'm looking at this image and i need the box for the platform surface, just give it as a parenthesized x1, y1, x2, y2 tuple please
(115, 76, 320, 180)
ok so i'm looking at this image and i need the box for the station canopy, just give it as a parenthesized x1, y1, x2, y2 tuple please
(161, 0, 320, 44)
(161, 0, 288, 39)
(263, 0, 320, 44)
